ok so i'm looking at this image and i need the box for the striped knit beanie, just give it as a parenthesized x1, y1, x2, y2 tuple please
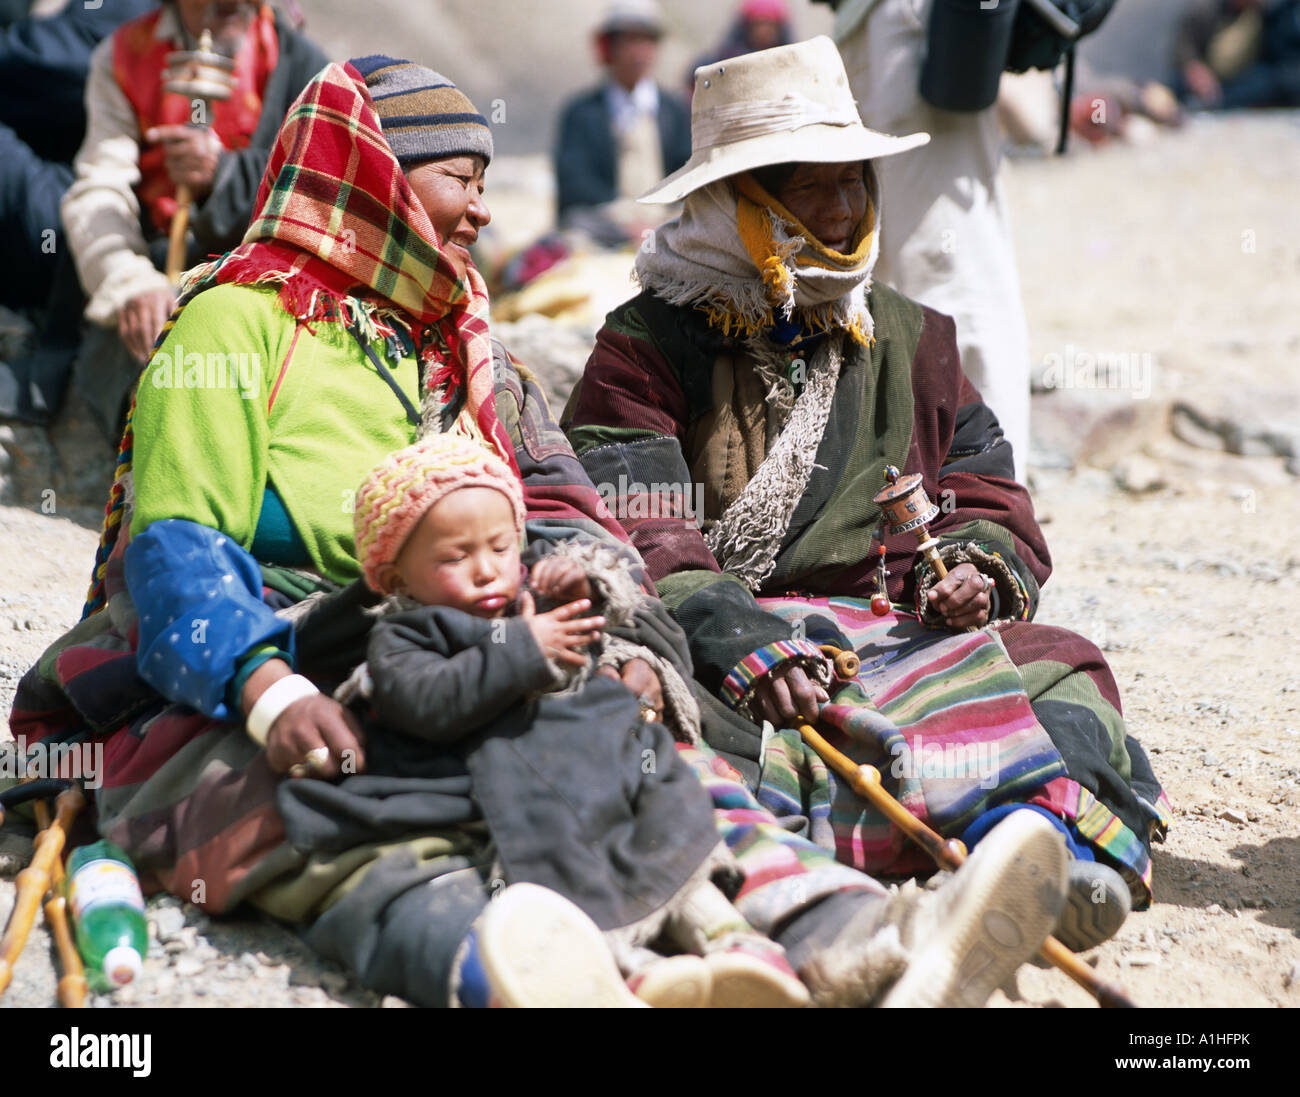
(354, 435, 525, 593)
(351, 55, 493, 170)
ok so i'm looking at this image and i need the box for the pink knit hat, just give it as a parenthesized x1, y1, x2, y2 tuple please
(354, 435, 526, 592)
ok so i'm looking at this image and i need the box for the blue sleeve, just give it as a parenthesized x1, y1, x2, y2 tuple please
(124, 519, 296, 721)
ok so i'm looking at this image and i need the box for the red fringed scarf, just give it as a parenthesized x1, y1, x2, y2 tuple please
(85, 61, 510, 616)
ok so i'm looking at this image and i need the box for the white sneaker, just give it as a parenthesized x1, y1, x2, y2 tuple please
(628, 954, 714, 1008)
(880, 810, 1069, 1007)
(475, 883, 643, 1008)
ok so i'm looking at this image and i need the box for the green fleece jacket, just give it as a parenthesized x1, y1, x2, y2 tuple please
(130, 283, 423, 585)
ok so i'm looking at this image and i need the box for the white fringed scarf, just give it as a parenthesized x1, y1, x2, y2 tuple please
(635, 170, 883, 590)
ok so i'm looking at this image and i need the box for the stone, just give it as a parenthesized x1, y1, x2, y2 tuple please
(1206, 904, 1223, 916)
(0, 831, 34, 877)
(1127, 951, 1162, 967)
(289, 968, 323, 989)
(319, 970, 350, 994)
(1285, 963, 1300, 989)
(1218, 807, 1249, 825)
(151, 905, 186, 942)
(174, 957, 205, 978)
(1111, 454, 1166, 494)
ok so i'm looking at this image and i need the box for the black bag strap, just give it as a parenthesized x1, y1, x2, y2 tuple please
(1056, 43, 1077, 156)
(347, 322, 421, 427)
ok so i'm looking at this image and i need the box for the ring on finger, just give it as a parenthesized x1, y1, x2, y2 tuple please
(637, 693, 659, 723)
(289, 745, 331, 779)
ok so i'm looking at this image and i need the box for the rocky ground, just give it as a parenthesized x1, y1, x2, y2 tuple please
(2, 111, 1298, 1010)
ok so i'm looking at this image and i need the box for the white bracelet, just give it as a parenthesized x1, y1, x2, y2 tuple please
(245, 674, 319, 746)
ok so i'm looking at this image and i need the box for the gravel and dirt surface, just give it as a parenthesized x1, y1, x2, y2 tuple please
(2, 111, 1298, 1010)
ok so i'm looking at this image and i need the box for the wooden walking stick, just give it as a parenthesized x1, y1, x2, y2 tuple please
(161, 29, 234, 283)
(33, 799, 87, 1008)
(818, 644, 860, 681)
(793, 717, 1137, 1008)
(0, 784, 85, 999)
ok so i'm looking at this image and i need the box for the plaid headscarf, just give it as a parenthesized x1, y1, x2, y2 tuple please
(84, 60, 509, 616)
(179, 58, 509, 460)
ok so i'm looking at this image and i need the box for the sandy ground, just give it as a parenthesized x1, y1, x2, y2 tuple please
(1, 111, 1298, 1009)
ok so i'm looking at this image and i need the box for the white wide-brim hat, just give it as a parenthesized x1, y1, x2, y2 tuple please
(639, 35, 929, 205)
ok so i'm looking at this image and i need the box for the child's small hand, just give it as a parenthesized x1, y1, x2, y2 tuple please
(529, 556, 593, 605)
(520, 591, 605, 667)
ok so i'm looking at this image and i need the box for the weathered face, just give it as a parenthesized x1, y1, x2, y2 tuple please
(378, 487, 521, 614)
(769, 161, 869, 254)
(406, 156, 491, 281)
(176, 0, 257, 43)
(607, 31, 660, 89)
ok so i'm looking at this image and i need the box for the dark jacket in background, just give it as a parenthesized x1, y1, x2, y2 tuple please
(0, 0, 154, 313)
(0, 0, 155, 164)
(553, 83, 692, 218)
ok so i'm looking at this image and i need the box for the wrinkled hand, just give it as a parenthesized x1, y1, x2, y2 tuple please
(521, 591, 604, 668)
(265, 694, 367, 780)
(596, 656, 662, 721)
(119, 287, 176, 361)
(146, 124, 223, 196)
(926, 561, 992, 630)
(528, 556, 592, 605)
(748, 662, 828, 730)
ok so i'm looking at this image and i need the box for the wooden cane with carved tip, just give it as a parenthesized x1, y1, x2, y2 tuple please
(794, 718, 1137, 1009)
(0, 785, 85, 1000)
(34, 799, 87, 1008)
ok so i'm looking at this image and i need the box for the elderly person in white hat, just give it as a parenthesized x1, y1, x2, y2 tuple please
(553, 0, 692, 245)
(566, 36, 1169, 963)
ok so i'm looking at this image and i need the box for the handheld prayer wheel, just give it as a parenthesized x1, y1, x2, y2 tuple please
(162, 29, 235, 283)
(872, 465, 949, 581)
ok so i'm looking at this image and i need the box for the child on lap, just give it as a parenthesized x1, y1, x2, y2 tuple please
(346, 434, 810, 1008)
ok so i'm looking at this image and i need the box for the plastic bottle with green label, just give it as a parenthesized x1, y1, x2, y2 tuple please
(65, 839, 148, 992)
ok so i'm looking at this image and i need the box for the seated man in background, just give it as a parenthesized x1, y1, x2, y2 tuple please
(553, 0, 691, 247)
(61, 0, 325, 439)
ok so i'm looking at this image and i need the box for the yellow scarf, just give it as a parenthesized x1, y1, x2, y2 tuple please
(729, 173, 876, 345)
